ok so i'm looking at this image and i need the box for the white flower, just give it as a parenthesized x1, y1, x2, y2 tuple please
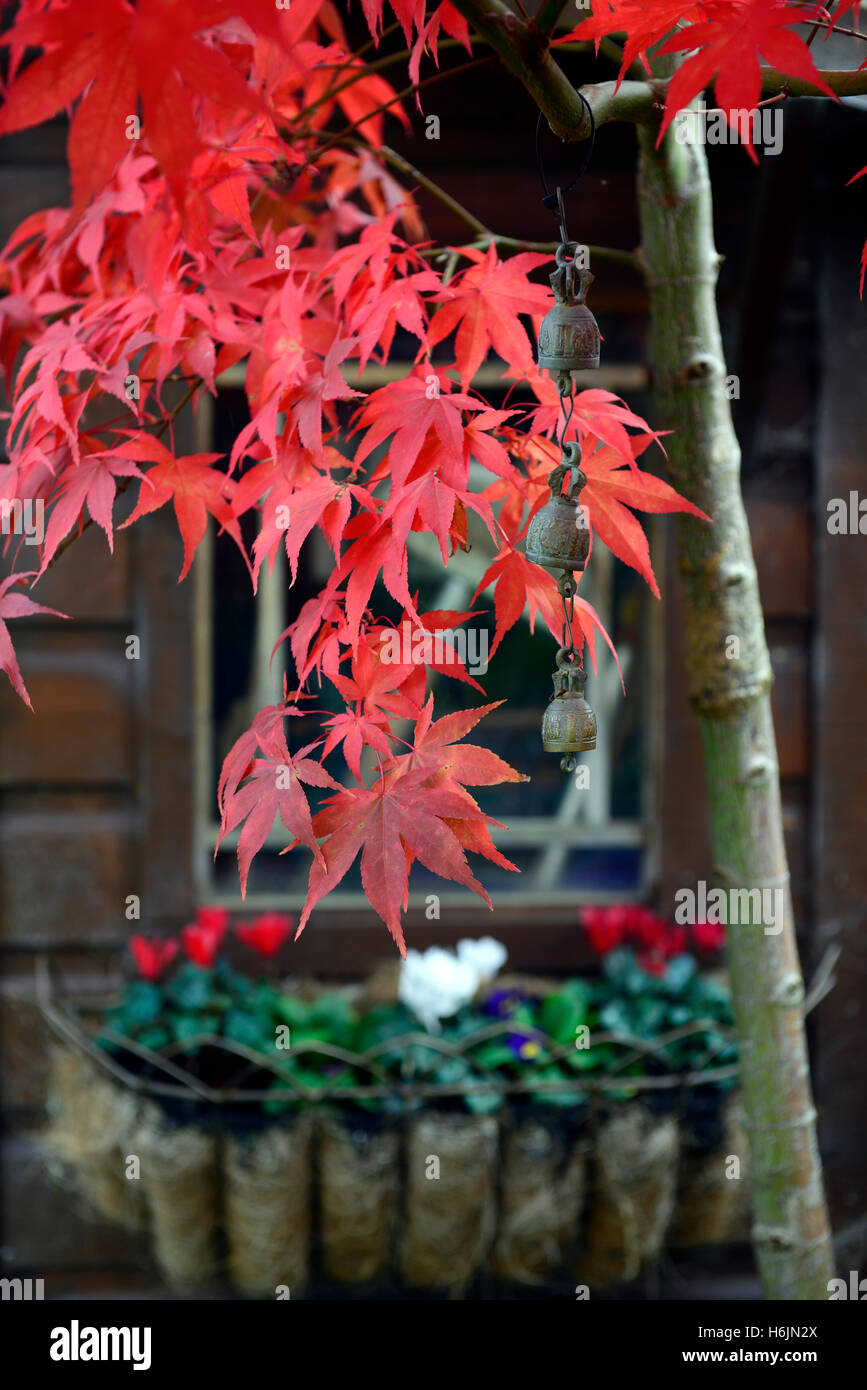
(456, 936, 508, 983)
(398, 947, 479, 1032)
(398, 938, 508, 1032)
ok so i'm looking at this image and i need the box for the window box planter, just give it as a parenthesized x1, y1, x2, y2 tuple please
(37, 956, 750, 1296)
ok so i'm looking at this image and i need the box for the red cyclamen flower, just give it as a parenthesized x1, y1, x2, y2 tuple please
(194, 905, 230, 935)
(181, 921, 223, 969)
(581, 906, 626, 955)
(235, 911, 293, 958)
(130, 935, 178, 981)
(692, 919, 727, 953)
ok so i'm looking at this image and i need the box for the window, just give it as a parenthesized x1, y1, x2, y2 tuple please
(192, 365, 660, 919)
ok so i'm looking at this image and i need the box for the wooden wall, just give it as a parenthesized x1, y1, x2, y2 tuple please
(0, 77, 865, 1291)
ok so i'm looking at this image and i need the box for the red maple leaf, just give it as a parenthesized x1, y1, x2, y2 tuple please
(426, 245, 551, 388)
(39, 449, 146, 573)
(351, 371, 478, 489)
(219, 745, 342, 896)
(0, 0, 287, 208)
(657, 1, 835, 161)
(0, 572, 67, 709)
(472, 545, 621, 678)
(293, 762, 499, 953)
(116, 434, 247, 581)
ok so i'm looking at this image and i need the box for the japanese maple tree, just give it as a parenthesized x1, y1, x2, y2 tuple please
(1, 0, 862, 1297)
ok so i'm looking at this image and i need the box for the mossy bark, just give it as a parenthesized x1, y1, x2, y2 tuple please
(636, 117, 833, 1299)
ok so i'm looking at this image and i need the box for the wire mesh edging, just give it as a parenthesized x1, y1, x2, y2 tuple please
(36, 956, 740, 1108)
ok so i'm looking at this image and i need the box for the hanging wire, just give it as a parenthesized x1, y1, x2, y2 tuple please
(535, 92, 596, 225)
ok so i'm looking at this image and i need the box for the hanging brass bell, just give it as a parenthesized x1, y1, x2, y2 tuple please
(537, 241, 600, 377)
(542, 649, 596, 771)
(525, 441, 589, 574)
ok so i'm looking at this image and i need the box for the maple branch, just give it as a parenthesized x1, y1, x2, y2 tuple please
(448, 0, 664, 139)
(375, 143, 637, 267)
(532, 0, 572, 34)
(760, 65, 867, 98)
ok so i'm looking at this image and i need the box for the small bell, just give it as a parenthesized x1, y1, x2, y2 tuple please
(525, 441, 589, 574)
(537, 241, 600, 377)
(542, 648, 597, 772)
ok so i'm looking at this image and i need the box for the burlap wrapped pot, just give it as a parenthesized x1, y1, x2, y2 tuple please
(223, 1114, 314, 1296)
(400, 1111, 498, 1289)
(318, 1112, 400, 1284)
(46, 1045, 147, 1231)
(577, 1101, 680, 1288)
(131, 1103, 219, 1291)
(492, 1116, 587, 1283)
(671, 1089, 752, 1247)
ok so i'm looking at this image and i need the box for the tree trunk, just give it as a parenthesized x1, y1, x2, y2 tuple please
(636, 116, 834, 1298)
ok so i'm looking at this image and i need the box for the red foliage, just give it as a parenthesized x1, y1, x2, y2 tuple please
(0, 1, 847, 948)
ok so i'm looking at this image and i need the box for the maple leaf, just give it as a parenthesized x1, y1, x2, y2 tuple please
(116, 434, 248, 581)
(219, 747, 342, 895)
(294, 765, 494, 953)
(322, 512, 419, 647)
(0, 0, 287, 208)
(217, 697, 308, 822)
(528, 377, 658, 464)
(0, 572, 67, 709)
(351, 371, 478, 488)
(473, 544, 621, 679)
(38, 450, 146, 573)
(657, 1, 835, 161)
(409, 3, 473, 86)
(426, 245, 551, 388)
(369, 604, 490, 694)
(320, 640, 420, 780)
(390, 696, 529, 790)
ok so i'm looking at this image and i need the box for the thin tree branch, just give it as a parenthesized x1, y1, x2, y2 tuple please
(288, 57, 497, 186)
(806, 0, 838, 47)
(372, 143, 637, 266)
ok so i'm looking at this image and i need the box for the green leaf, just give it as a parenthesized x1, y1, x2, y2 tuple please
(136, 1026, 172, 1051)
(309, 992, 356, 1046)
(663, 954, 697, 996)
(273, 995, 312, 1030)
(172, 1013, 218, 1041)
(540, 981, 590, 1044)
(468, 1040, 517, 1071)
(223, 1009, 270, 1052)
(165, 964, 213, 1012)
(108, 979, 163, 1033)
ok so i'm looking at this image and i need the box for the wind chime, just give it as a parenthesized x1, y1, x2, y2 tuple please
(525, 100, 599, 775)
